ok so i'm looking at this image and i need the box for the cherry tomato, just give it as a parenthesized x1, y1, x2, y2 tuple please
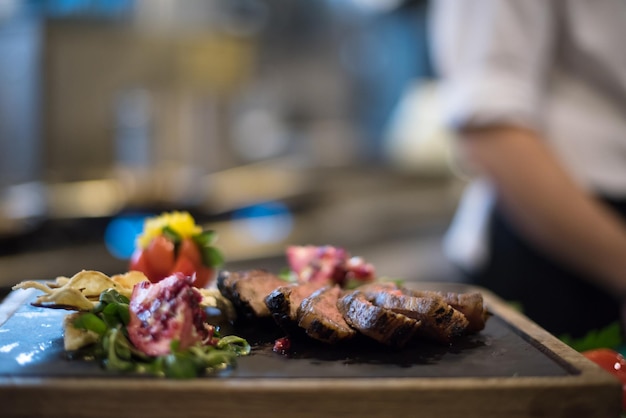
(178, 238, 214, 288)
(193, 264, 214, 289)
(129, 248, 154, 279)
(171, 254, 213, 288)
(583, 348, 626, 373)
(171, 255, 195, 279)
(130, 234, 216, 287)
(178, 238, 202, 266)
(582, 348, 626, 410)
(144, 235, 176, 280)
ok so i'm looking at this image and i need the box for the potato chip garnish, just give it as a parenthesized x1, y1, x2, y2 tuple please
(12, 270, 149, 311)
(63, 312, 101, 351)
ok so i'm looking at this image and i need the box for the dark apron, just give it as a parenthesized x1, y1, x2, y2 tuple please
(467, 197, 625, 339)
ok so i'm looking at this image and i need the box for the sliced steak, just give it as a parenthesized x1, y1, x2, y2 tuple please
(438, 291, 489, 333)
(265, 281, 325, 334)
(357, 282, 488, 335)
(338, 290, 421, 348)
(217, 269, 286, 319)
(367, 292, 468, 344)
(297, 285, 357, 344)
(407, 289, 489, 333)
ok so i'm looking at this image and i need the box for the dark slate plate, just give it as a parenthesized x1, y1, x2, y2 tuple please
(0, 284, 575, 379)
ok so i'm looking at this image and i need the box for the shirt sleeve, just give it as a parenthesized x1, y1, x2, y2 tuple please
(429, 0, 558, 131)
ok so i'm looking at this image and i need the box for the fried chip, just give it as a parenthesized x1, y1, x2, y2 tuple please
(12, 270, 149, 311)
(63, 312, 100, 351)
(110, 270, 150, 298)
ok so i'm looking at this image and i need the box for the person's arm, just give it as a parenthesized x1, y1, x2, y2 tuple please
(460, 125, 626, 295)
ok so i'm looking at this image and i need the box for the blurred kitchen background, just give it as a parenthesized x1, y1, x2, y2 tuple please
(0, 0, 465, 297)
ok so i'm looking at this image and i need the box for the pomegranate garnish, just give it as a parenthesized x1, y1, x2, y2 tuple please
(127, 273, 210, 356)
(273, 336, 292, 355)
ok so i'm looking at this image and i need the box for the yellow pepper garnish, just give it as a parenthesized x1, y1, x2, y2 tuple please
(136, 211, 203, 249)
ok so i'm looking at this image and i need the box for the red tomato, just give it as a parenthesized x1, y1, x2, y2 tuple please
(193, 264, 214, 289)
(171, 253, 213, 288)
(179, 238, 202, 266)
(144, 235, 175, 281)
(178, 238, 214, 288)
(583, 348, 626, 373)
(171, 254, 195, 278)
(582, 348, 626, 410)
(130, 236, 215, 287)
(129, 248, 154, 279)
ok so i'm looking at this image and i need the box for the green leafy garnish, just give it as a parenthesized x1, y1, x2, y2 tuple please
(277, 268, 297, 282)
(201, 246, 224, 268)
(560, 321, 623, 352)
(193, 231, 224, 267)
(97, 288, 130, 306)
(73, 313, 108, 336)
(194, 230, 218, 247)
(217, 335, 251, 355)
(377, 277, 406, 287)
(72, 289, 250, 378)
(161, 225, 182, 244)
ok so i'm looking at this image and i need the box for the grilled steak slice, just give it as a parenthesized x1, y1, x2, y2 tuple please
(357, 282, 488, 334)
(437, 292, 488, 333)
(265, 281, 325, 334)
(367, 292, 468, 343)
(338, 291, 421, 348)
(407, 289, 488, 333)
(297, 285, 357, 344)
(217, 269, 286, 319)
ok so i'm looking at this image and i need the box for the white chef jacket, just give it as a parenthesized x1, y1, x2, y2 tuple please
(429, 0, 626, 271)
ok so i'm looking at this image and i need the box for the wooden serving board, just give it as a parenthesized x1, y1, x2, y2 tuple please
(0, 282, 620, 418)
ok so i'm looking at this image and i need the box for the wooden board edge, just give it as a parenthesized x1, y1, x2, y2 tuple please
(0, 374, 620, 418)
